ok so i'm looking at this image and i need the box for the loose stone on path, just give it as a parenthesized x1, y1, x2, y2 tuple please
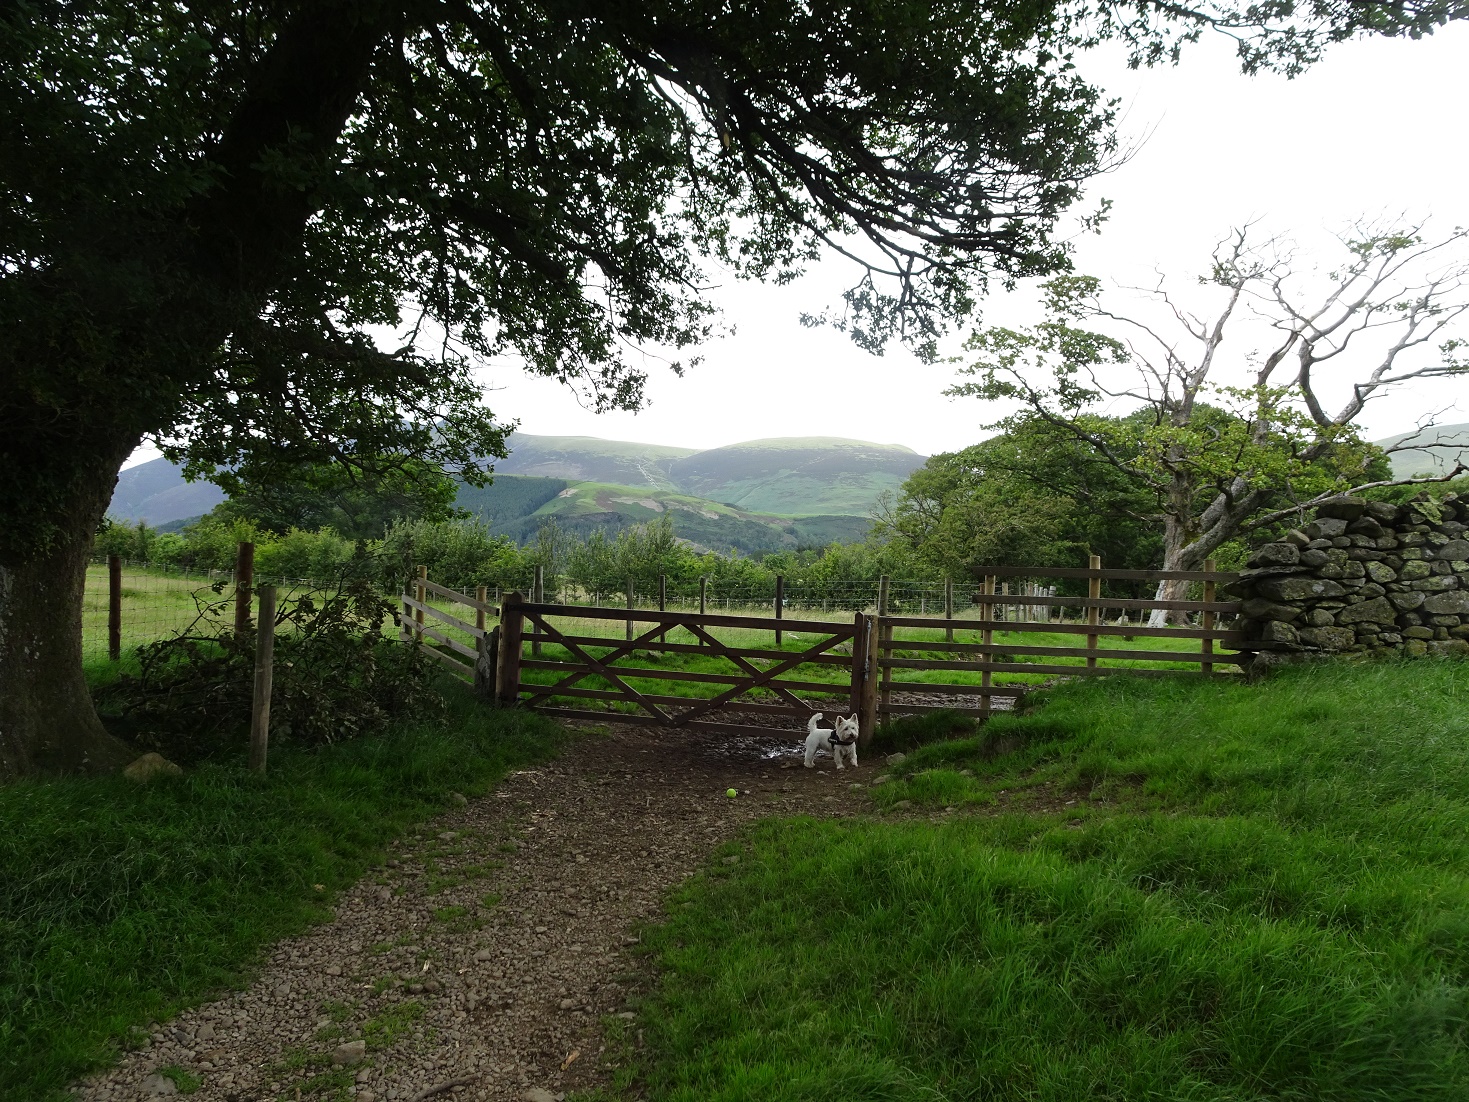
(69, 725, 871, 1101)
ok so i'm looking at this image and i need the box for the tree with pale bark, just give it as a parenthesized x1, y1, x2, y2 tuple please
(4, 2, 1466, 779)
(951, 223, 1469, 623)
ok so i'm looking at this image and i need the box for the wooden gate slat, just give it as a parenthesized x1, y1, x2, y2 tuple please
(527, 633, 853, 664)
(520, 612, 672, 724)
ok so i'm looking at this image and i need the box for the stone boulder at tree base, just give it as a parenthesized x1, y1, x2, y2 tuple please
(1233, 492, 1469, 666)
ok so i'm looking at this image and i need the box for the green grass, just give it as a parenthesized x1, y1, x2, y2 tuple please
(0, 685, 564, 1102)
(633, 660, 1469, 1101)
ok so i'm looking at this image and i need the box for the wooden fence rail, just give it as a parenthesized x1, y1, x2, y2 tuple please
(401, 568, 498, 697)
(430, 558, 1244, 743)
(871, 558, 1241, 720)
(496, 597, 870, 739)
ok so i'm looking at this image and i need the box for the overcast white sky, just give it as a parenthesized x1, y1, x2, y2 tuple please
(126, 24, 1469, 469)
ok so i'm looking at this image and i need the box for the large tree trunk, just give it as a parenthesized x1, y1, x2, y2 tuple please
(0, 444, 136, 782)
(1148, 493, 1197, 628)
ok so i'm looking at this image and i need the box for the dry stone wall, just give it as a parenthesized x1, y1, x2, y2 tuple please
(1233, 492, 1469, 665)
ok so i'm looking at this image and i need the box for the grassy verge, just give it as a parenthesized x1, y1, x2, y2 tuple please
(631, 660, 1469, 1101)
(0, 685, 565, 1102)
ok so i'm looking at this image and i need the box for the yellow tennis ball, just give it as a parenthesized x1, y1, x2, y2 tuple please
(726, 788, 738, 798)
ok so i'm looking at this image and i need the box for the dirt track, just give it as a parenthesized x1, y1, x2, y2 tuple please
(73, 723, 879, 1102)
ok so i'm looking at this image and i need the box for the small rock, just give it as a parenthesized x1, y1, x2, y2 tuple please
(356, 1068, 372, 1083)
(473, 948, 492, 962)
(523, 1089, 558, 1102)
(422, 979, 441, 994)
(359, 1091, 376, 1102)
(375, 887, 392, 903)
(273, 983, 291, 999)
(449, 791, 468, 805)
(618, 1011, 636, 1020)
(438, 831, 458, 841)
(196, 1022, 215, 1042)
(332, 1039, 366, 1066)
(886, 752, 907, 765)
(123, 753, 183, 782)
(871, 775, 891, 786)
(892, 800, 913, 810)
(849, 783, 864, 790)
(324, 964, 342, 976)
(721, 855, 740, 865)
(558, 998, 577, 1010)
(140, 1073, 178, 1096)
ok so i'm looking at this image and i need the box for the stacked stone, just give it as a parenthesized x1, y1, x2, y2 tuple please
(1233, 493, 1469, 660)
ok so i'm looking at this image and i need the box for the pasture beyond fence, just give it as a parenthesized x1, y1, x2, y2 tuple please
(403, 558, 1244, 743)
(87, 546, 1244, 745)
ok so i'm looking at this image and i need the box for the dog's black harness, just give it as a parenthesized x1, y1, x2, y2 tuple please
(828, 730, 858, 747)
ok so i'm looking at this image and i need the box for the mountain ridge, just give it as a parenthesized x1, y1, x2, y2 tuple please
(108, 434, 926, 540)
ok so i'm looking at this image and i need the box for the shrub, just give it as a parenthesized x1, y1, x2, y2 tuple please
(98, 582, 441, 761)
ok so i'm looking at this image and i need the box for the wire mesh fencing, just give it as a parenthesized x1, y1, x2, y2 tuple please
(82, 559, 405, 663)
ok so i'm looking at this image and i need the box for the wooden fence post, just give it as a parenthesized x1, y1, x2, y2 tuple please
(850, 611, 877, 745)
(774, 574, 784, 647)
(876, 574, 891, 723)
(980, 574, 995, 718)
(473, 585, 495, 700)
(414, 565, 427, 643)
(496, 593, 525, 707)
(625, 578, 635, 642)
(699, 575, 708, 615)
(1086, 554, 1102, 670)
(1201, 558, 1216, 676)
(233, 541, 255, 636)
(249, 584, 276, 774)
(107, 554, 122, 662)
(944, 576, 954, 644)
(532, 564, 544, 656)
(476, 626, 500, 702)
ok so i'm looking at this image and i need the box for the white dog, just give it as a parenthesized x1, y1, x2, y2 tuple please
(804, 713, 860, 770)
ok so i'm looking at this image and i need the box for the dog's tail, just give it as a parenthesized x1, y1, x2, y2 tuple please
(807, 712, 824, 734)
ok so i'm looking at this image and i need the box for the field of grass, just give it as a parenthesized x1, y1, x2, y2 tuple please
(0, 684, 564, 1102)
(628, 660, 1469, 1101)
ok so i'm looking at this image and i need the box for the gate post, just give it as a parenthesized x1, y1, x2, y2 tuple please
(876, 574, 891, 725)
(850, 612, 877, 745)
(774, 574, 784, 647)
(532, 564, 544, 655)
(475, 626, 500, 702)
(496, 592, 525, 708)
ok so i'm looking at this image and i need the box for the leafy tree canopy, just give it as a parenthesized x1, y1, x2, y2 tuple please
(209, 457, 463, 540)
(5, 0, 1465, 777)
(875, 413, 1166, 576)
(7, 0, 1463, 560)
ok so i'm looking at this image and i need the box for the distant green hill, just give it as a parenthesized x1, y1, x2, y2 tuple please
(1377, 423, 1469, 479)
(109, 433, 921, 551)
(494, 433, 923, 516)
(495, 433, 692, 488)
(666, 436, 922, 515)
(458, 475, 869, 555)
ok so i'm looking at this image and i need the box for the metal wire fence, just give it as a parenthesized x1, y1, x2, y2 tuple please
(85, 560, 1211, 664)
(81, 560, 395, 663)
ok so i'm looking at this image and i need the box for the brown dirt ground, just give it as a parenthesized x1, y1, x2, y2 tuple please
(71, 721, 891, 1102)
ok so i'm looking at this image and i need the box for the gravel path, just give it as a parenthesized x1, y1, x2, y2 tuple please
(72, 723, 883, 1102)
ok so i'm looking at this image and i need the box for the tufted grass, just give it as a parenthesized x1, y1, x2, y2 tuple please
(634, 660, 1469, 1102)
(0, 685, 564, 1102)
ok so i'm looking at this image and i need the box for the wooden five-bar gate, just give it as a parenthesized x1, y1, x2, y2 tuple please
(403, 560, 1247, 744)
